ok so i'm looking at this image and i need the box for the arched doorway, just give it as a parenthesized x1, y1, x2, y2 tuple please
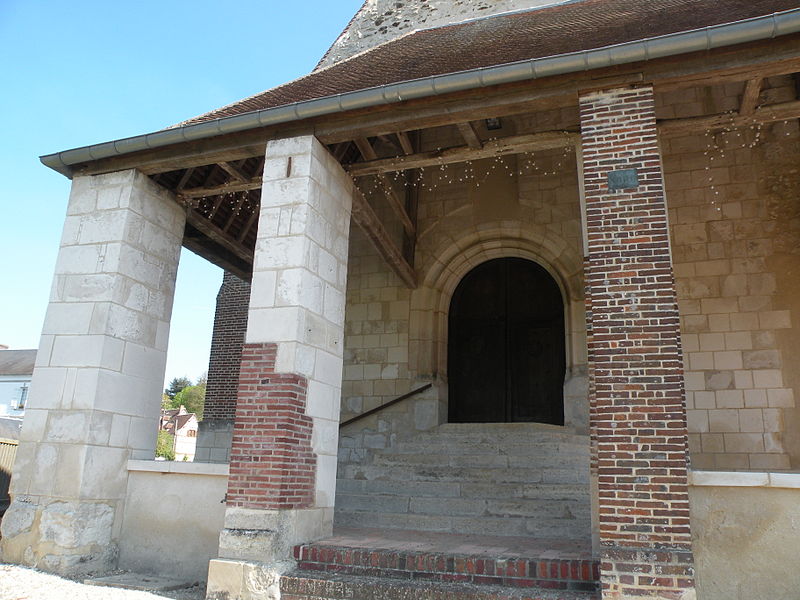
(448, 257, 565, 424)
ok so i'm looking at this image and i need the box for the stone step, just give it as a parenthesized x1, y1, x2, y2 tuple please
(333, 510, 591, 538)
(336, 479, 590, 501)
(335, 493, 591, 520)
(370, 451, 588, 469)
(339, 464, 590, 485)
(390, 441, 590, 456)
(281, 571, 600, 600)
(292, 541, 598, 592)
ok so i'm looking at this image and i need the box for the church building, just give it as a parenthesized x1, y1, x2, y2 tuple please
(3, 1, 800, 599)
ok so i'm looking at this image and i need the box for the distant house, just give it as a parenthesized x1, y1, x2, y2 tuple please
(159, 406, 199, 461)
(0, 348, 36, 419)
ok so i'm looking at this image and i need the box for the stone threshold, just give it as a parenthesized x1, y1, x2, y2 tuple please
(127, 459, 229, 476)
(690, 470, 800, 488)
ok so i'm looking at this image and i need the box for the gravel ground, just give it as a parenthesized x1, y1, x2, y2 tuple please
(0, 565, 205, 600)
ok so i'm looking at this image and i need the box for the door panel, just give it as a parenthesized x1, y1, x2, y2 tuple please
(448, 258, 565, 424)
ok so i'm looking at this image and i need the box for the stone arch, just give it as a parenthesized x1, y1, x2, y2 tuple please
(409, 225, 588, 431)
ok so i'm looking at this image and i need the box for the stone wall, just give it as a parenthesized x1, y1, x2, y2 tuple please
(662, 75, 800, 470)
(318, 0, 562, 69)
(339, 77, 800, 473)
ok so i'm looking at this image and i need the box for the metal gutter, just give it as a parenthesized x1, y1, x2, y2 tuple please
(41, 8, 800, 178)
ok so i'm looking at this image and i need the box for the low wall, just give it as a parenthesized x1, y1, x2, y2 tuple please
(691, 471, 800, 600)
(119, 460, 227, 582)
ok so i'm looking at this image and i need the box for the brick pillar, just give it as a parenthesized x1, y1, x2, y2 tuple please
(0, 170, 185, 575)
(208, 135, 353, 597)
(195, 271, 250, 463)
(579, 86, 696, 599)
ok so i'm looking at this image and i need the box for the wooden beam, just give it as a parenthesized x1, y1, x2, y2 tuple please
(739, 77, 763, 116)
(223, 195, 248, 232)
(237, 209, 260, 242)
(396, 131, 414, 155)
(176, 167, 195, 192)
(178, 177, 262, 199)
(354, 138, 415, 235)
(351, 192, 416, 288)
(182, 235, 251, 281)
(658, 99, 800, 137)
(456, 121, 482, 149)
(348, 131, 578, 176)
(185, 208, 253, 264)
(218, 161, 249, 182)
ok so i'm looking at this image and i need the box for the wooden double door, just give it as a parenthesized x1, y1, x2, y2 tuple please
(448, 258, 565, 424)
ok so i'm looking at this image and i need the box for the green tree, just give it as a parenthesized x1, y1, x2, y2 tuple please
(164, 376, 191, 400)
(156, 430, 175, 461)
(172, 383, 206, 420)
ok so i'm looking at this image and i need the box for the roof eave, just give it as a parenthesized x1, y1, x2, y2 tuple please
(41, 8, 800, 178)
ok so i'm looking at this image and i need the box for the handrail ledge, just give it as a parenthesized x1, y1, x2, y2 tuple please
(339, 383, 433, 429)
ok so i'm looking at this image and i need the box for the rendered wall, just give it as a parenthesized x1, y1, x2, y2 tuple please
(119, 461, 227, 582)
(690, 477, 800, 600)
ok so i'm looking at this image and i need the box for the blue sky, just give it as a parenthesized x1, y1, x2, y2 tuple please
(0, 0, 363, 385)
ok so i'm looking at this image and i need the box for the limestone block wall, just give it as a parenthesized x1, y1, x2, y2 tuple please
(340, 111, 587, 459)
(661, 76, 800, 470)
(0, 169, 185, 574)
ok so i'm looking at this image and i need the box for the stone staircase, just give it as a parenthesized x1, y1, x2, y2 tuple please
(334, 422, 592, 540)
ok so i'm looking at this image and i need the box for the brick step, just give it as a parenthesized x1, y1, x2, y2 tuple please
(339, 464, 590, 485)
(289, 541, 598, 593)
(337, 479, 590, 501)
(281, 571, 600, 600)
(334, 510, 591, 538)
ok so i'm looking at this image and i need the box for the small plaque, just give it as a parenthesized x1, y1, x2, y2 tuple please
(607, 168, 639, 191)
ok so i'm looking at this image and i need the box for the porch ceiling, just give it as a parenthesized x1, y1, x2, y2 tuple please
(149, 66, 800, 287)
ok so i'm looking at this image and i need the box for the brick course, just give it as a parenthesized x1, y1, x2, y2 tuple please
(226, 342, 316, 509)
(580, 85, 695, 598)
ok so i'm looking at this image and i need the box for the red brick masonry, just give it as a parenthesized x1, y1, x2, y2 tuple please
(226, 342, 316, 509)
(580, 85, 695, 598)
(293, 543, 599, 592)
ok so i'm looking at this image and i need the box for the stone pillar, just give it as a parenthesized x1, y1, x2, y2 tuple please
(0, 170, 185, 575)
(207, 136, 353, 598)
(579, 86, 696, 599)
(195, 272, 250, 463)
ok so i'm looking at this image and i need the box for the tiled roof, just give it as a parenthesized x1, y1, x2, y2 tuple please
(181, 0, 797, 126)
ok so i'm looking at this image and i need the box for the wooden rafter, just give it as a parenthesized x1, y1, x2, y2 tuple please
(739, 77, 763, 116)
(658, 99, 800, 137)
(176, 167, 195, 191)
(178, 177, 262, 199)
(219, 160, 249, 182)
(351, 191, 416, 288)
(185, 208, 252, 264)
(354, 137, 416, 236)
(456, 122, 482, 149)
(223, 195, 248, 232)
(348, 131, 579, 177)
(237, 209, 260, 243)
(396, 131, 414, 155)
